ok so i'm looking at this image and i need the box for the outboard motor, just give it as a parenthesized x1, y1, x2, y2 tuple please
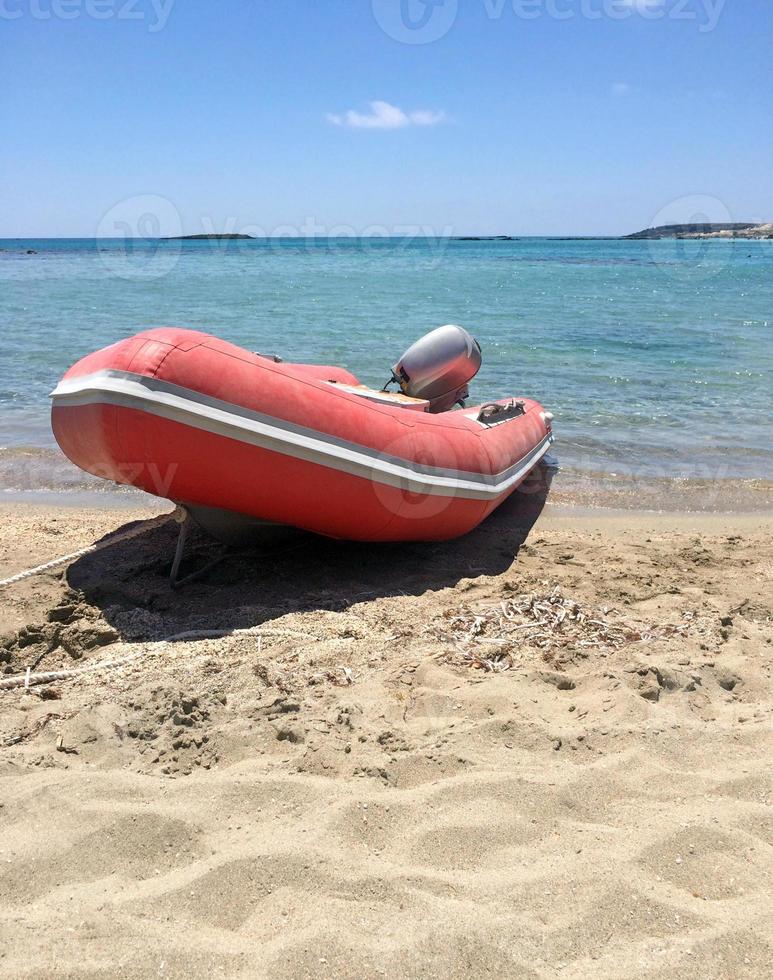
(389, 325, 482, 413)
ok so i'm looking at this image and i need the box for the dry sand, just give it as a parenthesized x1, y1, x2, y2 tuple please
(1, 485, 772, 979)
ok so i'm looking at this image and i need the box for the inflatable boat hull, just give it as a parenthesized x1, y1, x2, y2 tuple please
(51, 328, 553, 542)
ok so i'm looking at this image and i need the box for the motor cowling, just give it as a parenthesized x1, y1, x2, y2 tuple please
(391, 324, 482, 413)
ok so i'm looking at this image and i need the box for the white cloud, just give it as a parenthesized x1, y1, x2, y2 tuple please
(326, 100, 446, 130)
(612, 82, 632, 96)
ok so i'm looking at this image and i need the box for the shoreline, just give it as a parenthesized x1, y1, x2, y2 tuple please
(2, 443, 773, 515)
(3, 470, 772, 514)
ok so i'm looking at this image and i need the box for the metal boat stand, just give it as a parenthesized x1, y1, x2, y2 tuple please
(167, 503, 309, 589)
(168, 506, 237, 589)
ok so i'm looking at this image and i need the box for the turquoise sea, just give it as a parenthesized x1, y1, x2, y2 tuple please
(1, 237, 771, 498)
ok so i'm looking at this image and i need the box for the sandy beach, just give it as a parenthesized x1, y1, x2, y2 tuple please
(1, 484, 771, 979)
(4, 0, 772, 975)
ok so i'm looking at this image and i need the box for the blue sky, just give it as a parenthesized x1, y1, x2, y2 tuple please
(2, 0, 771, 236)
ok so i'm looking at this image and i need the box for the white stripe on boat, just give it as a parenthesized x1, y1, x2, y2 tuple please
(51, 370, 554, 500)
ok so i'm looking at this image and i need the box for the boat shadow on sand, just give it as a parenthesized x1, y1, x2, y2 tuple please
(65, 462, 556, 643)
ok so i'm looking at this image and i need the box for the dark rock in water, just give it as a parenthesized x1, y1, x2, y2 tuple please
(26, 249, 37, 254)
(161, 233, 256, 241)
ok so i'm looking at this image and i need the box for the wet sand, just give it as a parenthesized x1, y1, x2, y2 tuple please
(1, 488, 772, 979)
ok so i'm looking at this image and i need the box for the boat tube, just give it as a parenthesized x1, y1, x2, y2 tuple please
(51, 326, 554, 542)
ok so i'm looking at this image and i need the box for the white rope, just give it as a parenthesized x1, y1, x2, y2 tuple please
(0, 626, 317, 692)
(0, 646, 146, 691)
(0, 513, 173, 588)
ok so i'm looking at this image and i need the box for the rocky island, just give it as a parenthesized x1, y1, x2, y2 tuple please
(453, 235, 518, 241)
(626, 222, 773, 240)
(161, 233, 256, 241)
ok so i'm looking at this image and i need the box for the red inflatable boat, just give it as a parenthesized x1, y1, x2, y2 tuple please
(51, 326, 554, 542)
